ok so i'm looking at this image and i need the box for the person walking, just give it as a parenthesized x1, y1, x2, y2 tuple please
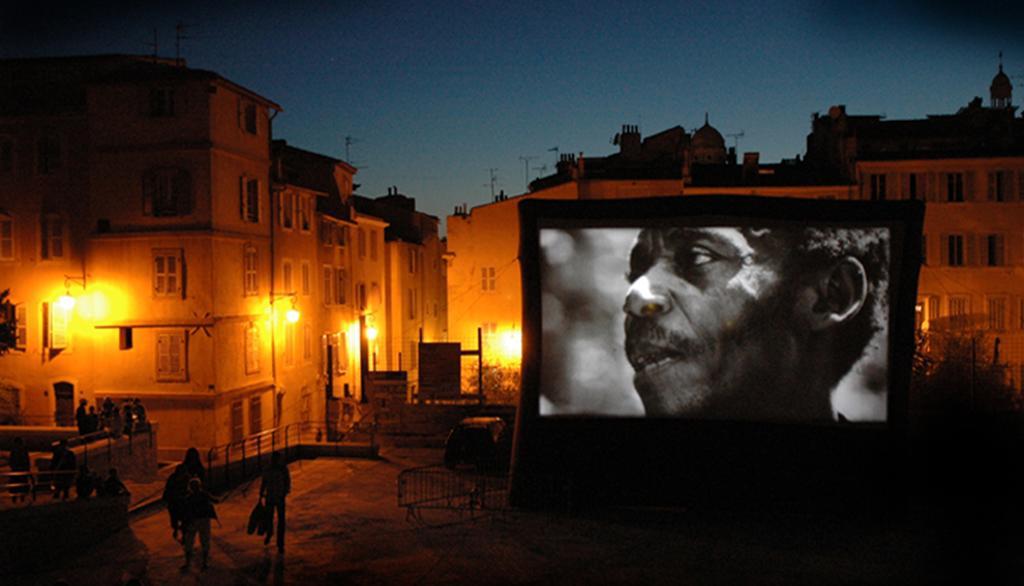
(163, 464, 190, 542)
(75, 399, 88, 436)
(259, 451, 291, 553)
(182, 447, 206, 484)
(181, 477, 218, 571)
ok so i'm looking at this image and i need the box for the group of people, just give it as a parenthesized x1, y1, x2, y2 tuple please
(77, 397, 148, 438)
(161, 447, 291, 572)
(4, 436, 128, 502)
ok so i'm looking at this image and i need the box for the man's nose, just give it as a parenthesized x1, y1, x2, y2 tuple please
(624, 276, 672, 318)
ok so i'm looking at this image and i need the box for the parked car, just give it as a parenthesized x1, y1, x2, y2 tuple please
(443, 417, 511, 472)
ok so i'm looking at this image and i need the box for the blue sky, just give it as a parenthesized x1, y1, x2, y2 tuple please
(3, 1, 1021, 232)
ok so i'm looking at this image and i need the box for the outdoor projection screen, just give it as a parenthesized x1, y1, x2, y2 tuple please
(511, 196, 923, 509)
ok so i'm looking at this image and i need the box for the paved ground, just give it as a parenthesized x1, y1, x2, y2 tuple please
(6, 446, 1021, 585)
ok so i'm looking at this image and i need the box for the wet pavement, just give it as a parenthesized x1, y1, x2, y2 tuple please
(5, 446, 1018, 585)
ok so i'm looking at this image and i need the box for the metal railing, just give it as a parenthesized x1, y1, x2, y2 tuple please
(397, 465, 508, 518)
(0, 469, 77, 504)
(51, 423, 155, 468)
(204, 419, 376, 492)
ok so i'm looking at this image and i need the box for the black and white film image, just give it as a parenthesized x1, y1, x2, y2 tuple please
(539, 224, 891, 422)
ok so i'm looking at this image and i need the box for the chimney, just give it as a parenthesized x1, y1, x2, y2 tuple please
(742, 152, 759, 183)
(618, 124, 641, 158)
(828, 105, 846, 120)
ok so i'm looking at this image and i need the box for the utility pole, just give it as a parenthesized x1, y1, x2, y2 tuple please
(519, 155, 537, 191)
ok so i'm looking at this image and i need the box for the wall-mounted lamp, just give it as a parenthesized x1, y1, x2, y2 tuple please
(271, 292, 300, 323)
(365, 325, 378, 341)
(57, 274, 87, 310)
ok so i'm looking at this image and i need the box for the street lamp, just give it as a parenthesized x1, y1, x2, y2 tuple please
(57, 273, 87, 310)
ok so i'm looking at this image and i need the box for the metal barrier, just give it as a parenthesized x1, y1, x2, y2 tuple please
(0, 469, 77, 503)
(50, 423, 154, 468)
(204, 420, 377, 492)
(397, 465, 508, 518)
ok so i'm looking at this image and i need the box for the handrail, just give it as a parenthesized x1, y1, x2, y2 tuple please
(0, 469, 79, 504)
(49, 422, 154, 468)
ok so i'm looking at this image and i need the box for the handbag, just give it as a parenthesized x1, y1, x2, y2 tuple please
(247, 501, 266, 535)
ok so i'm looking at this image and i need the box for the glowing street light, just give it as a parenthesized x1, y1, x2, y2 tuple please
(365, 325, 378, 341)
(57, 293, 76, 311)
(285, 307, 300, 323)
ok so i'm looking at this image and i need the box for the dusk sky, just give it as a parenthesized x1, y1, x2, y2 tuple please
(3, 1, 1022, 232)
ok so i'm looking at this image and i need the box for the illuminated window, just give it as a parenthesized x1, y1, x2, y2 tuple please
(946, 173, 964, 202)
(143, 168, 192, 217)
(322, 266, 333, 305)
(153, 249, 183, 297)
(987, 297, 1007, 331)
(15, 304, 26, 351)
(0, 214, 13, 260)
(282, 260, 293, 293)
(869, 174, 886, 200)
(240, 177, 260, 223)
(481, 267, 496, 291)
(40, 215, 64, 259)
(156, 331, 187, 381)
(243, 244, 258, 296)
(946, 235, 964, 266)
(299, 195, 312, 232)
(336, 268, 348, 305)
(986, 234, 1005, 266)
(36, 134, 61, 175)
(948, 296, 969, 330)
(301, 261, 310, 296)
(244, 323, 260, 374)
(43, 302, 70, 350)
(927, 295, 940, 324)
(0, 137, 13, 174)
(230, 400, 243, 442)
(148, 88, 175, 117)
(281, 191, 294, 229)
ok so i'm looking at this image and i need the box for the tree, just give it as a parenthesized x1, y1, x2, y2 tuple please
(0, 289, 15, 356)
(911, 329, 1022, 416)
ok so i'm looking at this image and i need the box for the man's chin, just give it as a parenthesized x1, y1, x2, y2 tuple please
(633, 361, 713, 416)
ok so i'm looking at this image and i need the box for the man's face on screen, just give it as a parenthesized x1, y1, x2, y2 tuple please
(623, 227, 793, 416)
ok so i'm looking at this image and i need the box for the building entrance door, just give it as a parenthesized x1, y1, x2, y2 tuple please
(53, 382, 74, 427)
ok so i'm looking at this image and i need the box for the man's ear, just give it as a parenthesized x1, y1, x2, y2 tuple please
(806, 256, 868, 331)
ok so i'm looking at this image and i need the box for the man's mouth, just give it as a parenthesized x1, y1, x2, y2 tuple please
(628, 348, 687, 372)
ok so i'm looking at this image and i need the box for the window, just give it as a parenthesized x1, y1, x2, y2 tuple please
(0, 215, 13, 260)
(245, 323, 260, 374)
(301, 261, 310, 296)
(242, 102, 258, 134)
(243, 245, 258, 296)
(153, 249, 183, 297)
(320, 219, 333, 245)
(988, 171, 1009, 202)
(482, 322, 498, 337)
(156, 331, 187, 381)
(987, 297, 1007, 331)
(339, 226, 349, 247)
(149, 88, 175, 117)
(300, 386, 312, 422)
(143, 168, 192, 217)
(40, 215, 64, 260)
(946, 173, 964, 202)
(948, 296, 969, 330)
(299, 195, 312, 232)
(408, 248, 418, 273)
(284, 322, 295, 367)
(323, 266, 333, 305)
(119, 327, 133, 350)
(908, 173, 919, 200)
(249, 395, 262, 435)
(36, 135, 61, 175)
(240, 177, 260, 223)
(282, 260, 293, 293)
(358, 228, 366, 258)
(356, 282, 366, 310)
(280, 191, 294, 229)
(15, 304, 26, 350)
(303, 324, 312, 362)
(408, 288, 417, 320)
(231, 400, 244, 442)
(946, 235, 964, 267)
(927, 295, 940, 325)
(336, 268, 348, 305)
(869, 174, 886, 200)
(43, 301, 70, 350)
(0, 137, 13, 174)
(370, 229, 378, 260)
(986, 234, 1005, 266)
(481, 266, 496, 291)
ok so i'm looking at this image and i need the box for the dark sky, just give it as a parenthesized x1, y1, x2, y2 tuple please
(3, 1, 1021, 231)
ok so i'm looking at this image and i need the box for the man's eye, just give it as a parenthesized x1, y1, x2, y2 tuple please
(686, 247, 716, 267)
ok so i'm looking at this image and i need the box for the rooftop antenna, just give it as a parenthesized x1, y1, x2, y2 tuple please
(547, 146, 560, 164)
(174, 22, 191, 66)
(344, 135, 362, 164)
(485, 168, 498, 199)
(726, 130, 745, 150)
(518, 155, 537, 191)
(145, 28, 159, 61)
(533, 163, 548, 177)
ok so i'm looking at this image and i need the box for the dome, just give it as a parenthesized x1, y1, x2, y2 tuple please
(991, 63, 1012, 108)
(690, 113, 727, 164)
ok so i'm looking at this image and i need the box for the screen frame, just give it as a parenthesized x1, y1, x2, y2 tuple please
(512, 195, 924, 510)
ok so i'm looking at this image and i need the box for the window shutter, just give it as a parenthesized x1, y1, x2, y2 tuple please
(1007, 171, 1018, 202)
(49, 302, 69, 349)
(239, 176, 246, 219)
(987, 172, 996, 201)
(996, 234, 1006, 266)
(940, 234, 949, 265)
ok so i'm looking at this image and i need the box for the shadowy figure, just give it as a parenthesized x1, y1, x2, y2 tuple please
(50, 439, 76, 500)
(181, 477, 218, 571)
(163, 464, 190, 542)
(131, 398, 147, 431)
(100, 467, 130, 497)
(75, 463, 99, 499)
(183, 447, 206, 484)
(75, 398, 88, 435)
(122, 401, 134, 437)
(8, 436, 30, 503)
(260, 451, 291, 553)
(84, 406, 100, 435)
